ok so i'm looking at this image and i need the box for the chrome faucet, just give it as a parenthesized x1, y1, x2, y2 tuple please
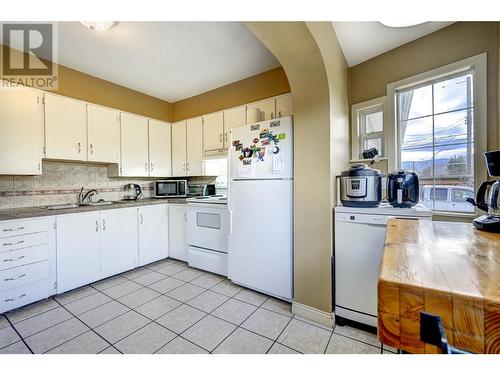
(79, 187, 99, 204)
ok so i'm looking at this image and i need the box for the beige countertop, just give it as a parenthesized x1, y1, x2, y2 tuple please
(0, 198, 187, 221)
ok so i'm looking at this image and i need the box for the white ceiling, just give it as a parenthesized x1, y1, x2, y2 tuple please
(332, 22, 454, 67)
(53, 22, 280, 102)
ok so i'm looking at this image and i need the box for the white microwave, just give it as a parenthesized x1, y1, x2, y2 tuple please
(154, 180, 187, 198)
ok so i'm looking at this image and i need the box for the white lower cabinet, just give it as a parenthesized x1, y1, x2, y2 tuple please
(168, 204, 188, 261)
(100, 208, 138, 279)
(0, 217, 56, 314)
(138, 205, 169, 266)
(56, 212, 101, 293)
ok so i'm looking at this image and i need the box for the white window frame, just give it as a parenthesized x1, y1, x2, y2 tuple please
(350, 96, 386, 161)
(385, 53, 488, 217)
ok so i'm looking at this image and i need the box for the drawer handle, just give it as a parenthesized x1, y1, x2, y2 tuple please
(3, 255, 25, 262)
(4, 273, 26, 282)
(2, 226, 25, 232)
(2, 240, 25, 246)
(4, 293, 26, 303)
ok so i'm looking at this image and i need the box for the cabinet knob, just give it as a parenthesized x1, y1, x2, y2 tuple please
(90, 144, 94, 154)
(102, 219, 106, 231)
(270, 112, 274, 119)
(219, 133, 223, 143)
(151, 163, 153, 172)
(145, 162, 148, 172)
(140, 214, 144, 224)
(278, 110, 282, 118)
(77, 142, 82, 153)
(95, 220, 99, 232)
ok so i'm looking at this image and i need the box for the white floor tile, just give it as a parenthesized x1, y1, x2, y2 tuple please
(94, 310, 150, 344)
(134, 295, 181, 320)
(114, 322, 176, 354)
(156, 304, 206, 334)
(261, 298, 293, 317)
(65, 292, 112, 315)
(54, 286, 97, 305)
(117, 287, 160, 309)
(325, 333, 381, 354)
(24, 318, 89, 353)
(156, 336, 208, 354)
(0, 341, 31, 354)
(186, 290, 229, 313)
(166, 283, 205, 303)
(213, 328, 273, 354)
(210, 280, 243, 297)
(233, 289, 269, 306)
(241, 308, 291, 340)
(181, 315, 236, 352)
(148, 277, 185, 294)
(189, 273, 224, 289)
(0, 325, 21, 349)
(78, 301, 130, 328)
(47, 330, 109, 354)
(277, 318, 331, 354)
(14, 306, 72, 338)
(101, 280, 142, 299)
(211, 299, 257, 325)
(6, 299, 59, 324)
(267, 343, 300, 354)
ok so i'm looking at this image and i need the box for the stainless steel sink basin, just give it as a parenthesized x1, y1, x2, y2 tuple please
(46, 204, 80, 210)
(82, 201, 115, 206)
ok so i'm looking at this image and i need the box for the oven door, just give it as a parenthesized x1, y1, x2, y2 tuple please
(155, 181, 180, 197)
(186, 203, 228, 253)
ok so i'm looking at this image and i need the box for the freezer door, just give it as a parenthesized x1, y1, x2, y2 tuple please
(228, 179, 293, 300)
(229, 116, 293, 180)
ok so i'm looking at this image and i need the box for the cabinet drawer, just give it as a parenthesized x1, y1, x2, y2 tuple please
(0, 218, 48, 238)
(0, 278, 53, 314)
(0, 260, 50, 291)
(188, 246, 227, 276)
(0, 231, 49, 253)
(0, 245, 49, 271)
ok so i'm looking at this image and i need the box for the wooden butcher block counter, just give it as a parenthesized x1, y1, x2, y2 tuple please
(378, 218, 500, 354)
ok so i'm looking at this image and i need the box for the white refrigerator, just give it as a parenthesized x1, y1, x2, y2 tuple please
(227, 116, 293, 301)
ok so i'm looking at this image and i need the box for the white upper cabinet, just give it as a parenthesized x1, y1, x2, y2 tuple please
(203, 111, 224, 152)
(0, 86, 44, 175)
(172, 120, 187, 176)
(275, 93, 293, 118)
(246, 98, 276, 123)
(120, 112, 149, 177)
(223, 106, 246, 149)
(44, 93, 87, 161)
(87, 104, 120, 164)
(148, 119, 172, 177)
(186, 117, 203, 176)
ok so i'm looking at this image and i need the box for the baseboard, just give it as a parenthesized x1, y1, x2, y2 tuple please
(292, 301, 334, 328)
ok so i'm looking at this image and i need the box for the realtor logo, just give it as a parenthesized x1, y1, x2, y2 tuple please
(1, 22, 58, 89)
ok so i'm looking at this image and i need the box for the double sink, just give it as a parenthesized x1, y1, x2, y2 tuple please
(46, 201, 117, 210)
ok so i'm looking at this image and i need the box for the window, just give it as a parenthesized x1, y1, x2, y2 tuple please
(451, 188, 474, 202)
(396, 71, 475, 213)
(351, 97, 385, 160)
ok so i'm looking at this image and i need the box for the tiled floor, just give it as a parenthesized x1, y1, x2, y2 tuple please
(0, 259, 396, 354)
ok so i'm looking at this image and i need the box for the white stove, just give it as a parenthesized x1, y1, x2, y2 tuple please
(186, 195, 227, 205)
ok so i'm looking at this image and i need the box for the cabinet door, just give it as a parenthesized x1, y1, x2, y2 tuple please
(149, 119, 172, 177)
(275, 93, 293, 118)
(138, 205, 169, 266)
(120, 112, 149, 177)
(87, 104, 120, 163)
(56, 212, 101, 293)
(100, 208, 138, 278)
(171, 120, 187, 176)
(186, 117, 203, 176)
(223, 106, 246, 148)
(0, 87, 43, 175)
(45, 93, 87, 161)
(203, 112, 224, 152)
(168, 204, 187, 261)
(246, 98, 276, 123)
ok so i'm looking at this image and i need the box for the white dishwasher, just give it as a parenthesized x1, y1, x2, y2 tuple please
(187, 197, 228, 276)
(334, 204, 432, 327)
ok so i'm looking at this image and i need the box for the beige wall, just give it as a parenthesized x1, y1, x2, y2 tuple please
(349, 22, 499, 150)
(247, 22, 349, 315)
(171, 67, 290, 121)
(1, 45, 172, 122)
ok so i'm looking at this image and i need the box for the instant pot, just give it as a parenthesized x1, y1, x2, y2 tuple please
(339, 164, 382, 208)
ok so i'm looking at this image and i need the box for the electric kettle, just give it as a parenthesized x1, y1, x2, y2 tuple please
(123, 183, 142, 201)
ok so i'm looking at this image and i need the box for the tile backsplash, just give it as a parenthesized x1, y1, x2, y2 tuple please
(0, 161, 190, 209)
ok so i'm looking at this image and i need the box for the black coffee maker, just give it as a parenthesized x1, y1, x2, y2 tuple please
(467, 150, 500, 233)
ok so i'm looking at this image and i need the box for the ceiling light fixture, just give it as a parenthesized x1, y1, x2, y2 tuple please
(379, 21, 426, 28)
(80, 22, 117, 32)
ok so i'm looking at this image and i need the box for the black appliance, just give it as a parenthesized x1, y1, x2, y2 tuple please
(467, 150, 500, 233)
(123, 183, 142, 201)
(387, 170, 419, 208)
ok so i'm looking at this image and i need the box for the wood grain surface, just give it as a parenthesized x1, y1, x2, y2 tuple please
(378, 219, 500, 354)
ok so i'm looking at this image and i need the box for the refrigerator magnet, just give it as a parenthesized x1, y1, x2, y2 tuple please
(259, 129, 269, 139)
(252, 138, 259, 144)
(277, 133, 286, 140)
(238, 155, 245, 161)
(271, 146, 280, 154)
(257, 148, 266, 162)
(242, 148, 253, 158)
(270, 120, 280, 128)
(250, 124, 260, 131)
(268, 133, 279, 145)
(242, 158, 252, 165)
(261, 138, 270, 146)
